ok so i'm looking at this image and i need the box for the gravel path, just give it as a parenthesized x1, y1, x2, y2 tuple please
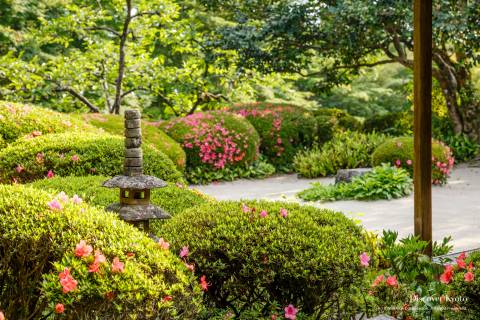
(193, 164, 480, 252)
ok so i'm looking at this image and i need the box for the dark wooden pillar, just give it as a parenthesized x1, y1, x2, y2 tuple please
(413, 0, 433, 256)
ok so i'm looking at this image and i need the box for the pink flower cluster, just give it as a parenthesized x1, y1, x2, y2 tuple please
(440, 252, 475, 284)
(241, 203, 289, 219)
(47, 192, 83, 211)
(165, 112, 256, 169)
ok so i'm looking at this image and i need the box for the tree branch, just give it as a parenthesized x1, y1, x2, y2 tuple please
(121, 86, 149, 98)
(54, 86, 100, 113)
(299, 59, 395, 77)
(86, 26, 121, 38)
(131, 11, 161, 19)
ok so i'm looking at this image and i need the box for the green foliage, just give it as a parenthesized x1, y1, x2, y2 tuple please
(314, 107, 362, 132)
(0, 132, 183, 183)
(0, 100, 95, 144)
(230, 102, 317, 170)
(186, 158, 275, 185)
(437, 133, 479, 163)
(78, 113, 186, 170)
(363, 112, 409, 136)
(161, 200, 367, 318)
(298, 165, 413, 202)
(0, 184, 203, 319)
(293, 131, 388, 178)
(371, 136, 455, 184)
(450, 252, 480, 319)
(160, 111, 260, 173)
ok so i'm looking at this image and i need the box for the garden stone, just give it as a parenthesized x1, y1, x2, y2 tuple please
(335, 168, 372, 184)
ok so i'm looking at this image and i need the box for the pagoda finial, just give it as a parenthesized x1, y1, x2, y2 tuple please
(124, 109, 143, 176)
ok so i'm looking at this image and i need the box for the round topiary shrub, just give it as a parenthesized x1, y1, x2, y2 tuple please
(372, 136, 455, 184)
(160, 111, 260, 172)
(161, 200, 367, 318)
(0, 100, 94, 144)
(0, 132, 183, 183)
(0, 184, 203, 319)
(79, 113, 186, 171)
(229, 102, 317, 170)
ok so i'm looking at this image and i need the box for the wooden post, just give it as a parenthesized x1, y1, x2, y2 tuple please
(414, 0, 433, 256)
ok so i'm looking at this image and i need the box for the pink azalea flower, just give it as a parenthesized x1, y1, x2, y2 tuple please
(16, 164, 24, 173)
(406, 159, 412, 166)
(359, 252, 370, 267)
(242, 203, 250, 213)
(185, 263, 195, 272)
(280, 208, 288, 218)
(88, 262, 100, 273)
(158, 238, 170, 250)
(56, 191, 69, 202)
(71, 154, 80, 162)
(465, 271, 474, 282)
(386, 275, 398, 287)
(260, 210, 268, 218)
(457, 252, 467, 269)
(179, 246, 189, 258)
(94, 250, 106, 264)
(75, 240, 93, 257)
(47, 170, 54, 179)
(200, 275, 210, 291)
(71, 194, 83, 204)
(59, 268, 77, 293)
(31, 130, 42, 137)
(47, 199, 63, 211)
(111, 257, 125, 273)
(371, 274, 385, 287)
(55, 303, 65, 314)
(395, 159, 401, 166)
(284, 304, 298, 320)
(0, 311, 4, 320)
(36, 153, 44, 163)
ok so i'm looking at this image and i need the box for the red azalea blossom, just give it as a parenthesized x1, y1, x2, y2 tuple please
(55, 303, 64, 314)
(284, 304, 298, 320)
(88, 262, 100, 273)
(58, 267, 78, 293)
(163, 295, 173, 302)
(371, 274, 385, 287)
(47, 170, 54, 179)
(386, 275, 398, 287)
(456, 252, 467, 269)
(465, 271, 474, 282)
(111, 257, 125, 273)
(105, 291, 115, 300)
(271, 315, 277, 320)
(75, 240, 93, 257)
(200, 275, 210, 291)
(71, 154, 80, 162)
(440, 265, 454, 284)
(0, 311, 4, 320)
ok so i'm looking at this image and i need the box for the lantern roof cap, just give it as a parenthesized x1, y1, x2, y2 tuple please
(102, 175, 167, 189)
(105, 203, 170, 221)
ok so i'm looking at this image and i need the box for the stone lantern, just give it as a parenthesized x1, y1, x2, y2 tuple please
(102, 110, 170, 233)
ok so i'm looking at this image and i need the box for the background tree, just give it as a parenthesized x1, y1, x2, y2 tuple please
(205, 0, 480, 141)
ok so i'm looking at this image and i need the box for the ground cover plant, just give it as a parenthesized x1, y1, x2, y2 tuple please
(0, 184, 203, 319)
(160, 111, 261, 183)
(0, 132, 183, 183)
(79, 113, 186, 170)
(298, 164, 413, 202)
(230, 102, 317, 170)
(372, 137, 455, 185)
(161, 200, 367, 318)
(294, 131, 388, 178)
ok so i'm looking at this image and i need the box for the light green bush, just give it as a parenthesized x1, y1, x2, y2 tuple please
(78, 113, 186, 170)
(0, 184, 203, 319)
(161, 200, 367, 318)
(0, 132, 183, 183)
(298, 164, 413, 202)
(294, 131, 388, 178)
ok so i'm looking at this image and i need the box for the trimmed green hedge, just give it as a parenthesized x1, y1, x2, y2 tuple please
(0, 184, 203, 319)
(0, 100, 94, 144)
(372, 136, 454, 184)
(160, 111, 260, 172)
(230, 102, 317, 170)
(161, 200, 367, 317)
(79, 113, 186, 170)
(0, 132, 183, 183)
(314, 108, 362, 132)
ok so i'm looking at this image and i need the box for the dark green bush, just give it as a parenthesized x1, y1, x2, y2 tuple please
(298, 164, 413, 202)
(0, 132, 183, 183)
(314, 108, 362, 132)
(363, 112, 406, 135)
(0, 184, 203, 319)
(371, 136, 454, 184)
(78, 113, 186, 170)
(160, 111, 260, 174)
(0, 100, 95, 144)
(161, 200, 367, 318)
(294, 131, 388, 178)
(230, 102, 317, 170)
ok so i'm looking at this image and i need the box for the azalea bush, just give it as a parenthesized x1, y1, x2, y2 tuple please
(160, 111, 260, 178)
(294, 131, 388, 178)
(0, 132, 183, 183)
(78, 113, 187, 170)
(0, 100, 95, 145)
(450, 251, 480, 319)
(0, 184, 203, 319)
(298, 164, 413, 202)
(161, 200, 367, 318)
(372, 137, 455, 185)
(229, 102, 317, 171)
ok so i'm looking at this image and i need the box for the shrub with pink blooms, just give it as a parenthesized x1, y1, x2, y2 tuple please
(160, 111, 260, 176)
(0, 132, 183, 183)
(0, 184, 203, 319)
(450, 251, 480, 319)
(372, 136, 454, 185)
(229, 102, 317, 170)
(161, 200, 367, 318)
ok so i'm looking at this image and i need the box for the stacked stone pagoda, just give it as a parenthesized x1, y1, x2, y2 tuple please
(102, 110, 170, 232)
